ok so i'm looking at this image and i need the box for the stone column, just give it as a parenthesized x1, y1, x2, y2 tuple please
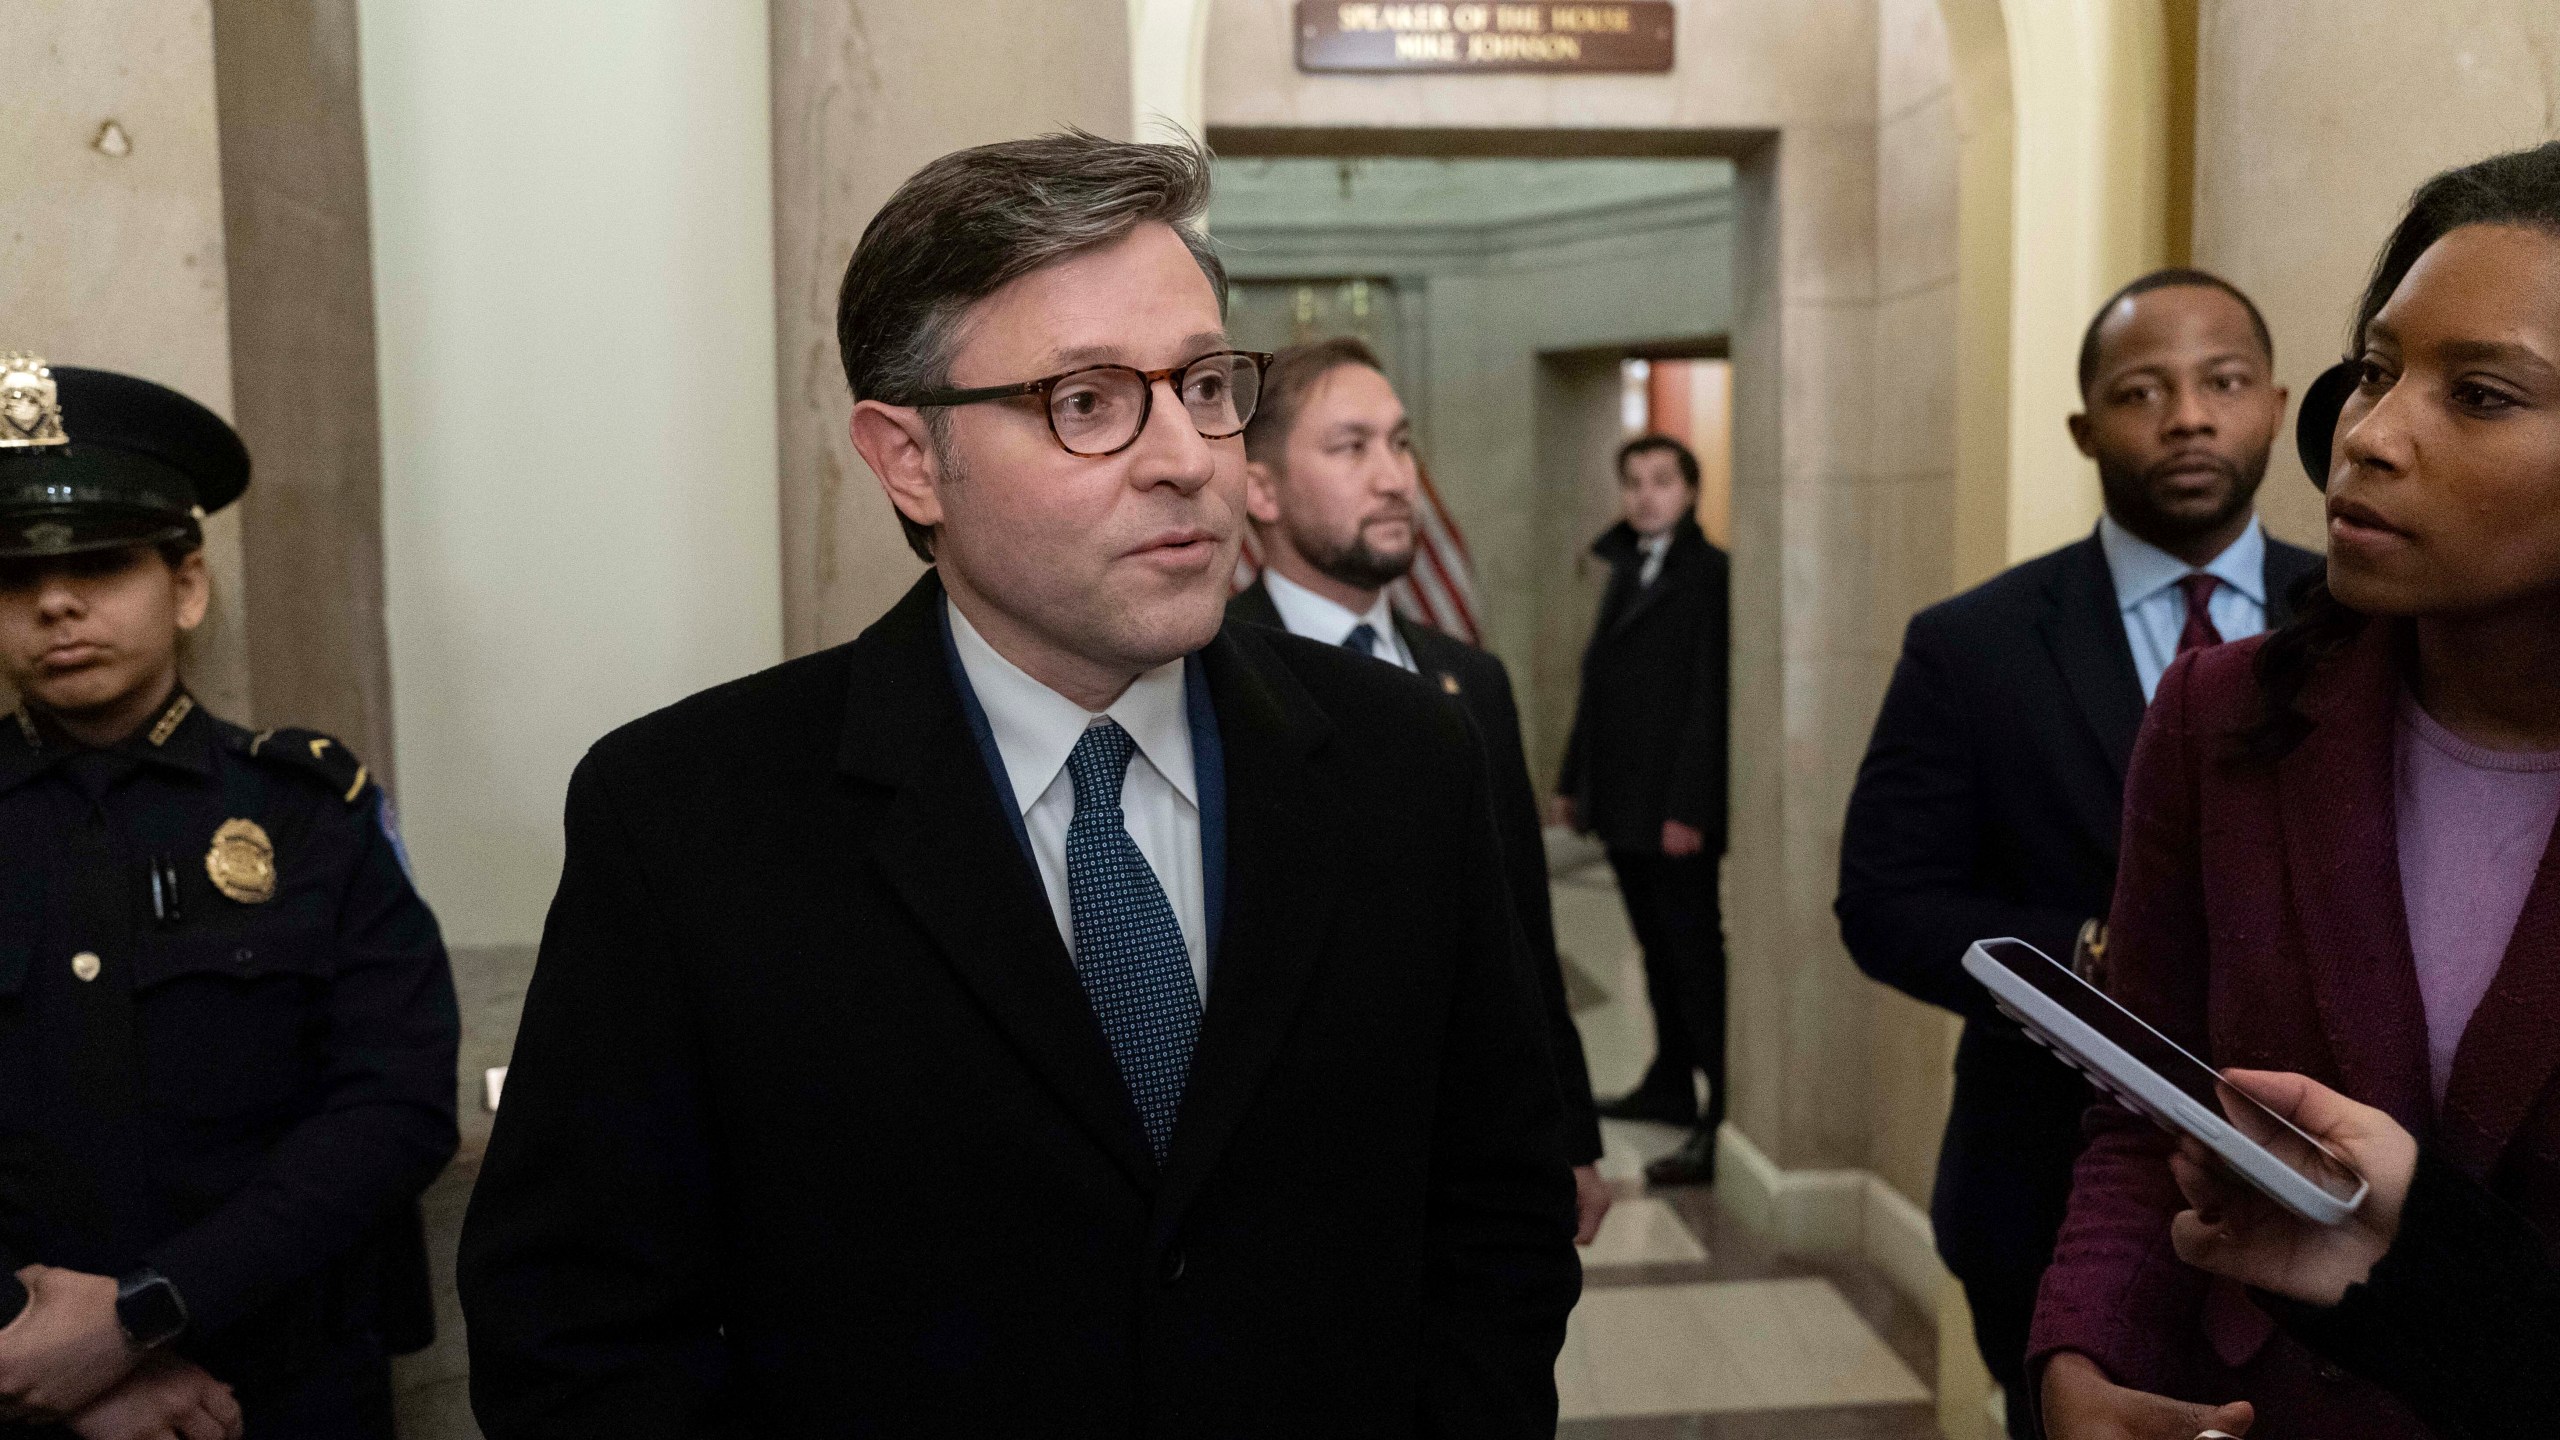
(769, 0, 1136, 654)
(211, 0, 397, 777)
(0, 0, 249, 717)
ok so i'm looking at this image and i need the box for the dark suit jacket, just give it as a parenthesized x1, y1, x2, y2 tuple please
(1228, 578, 1604, 1165)
(1559, 517, 1730, 855)
(1836, 528, 2322, 1392)
(2032, 622, 2560, 1435)
(1836, 529, 2324, 1024)
(458, 574, 1580, 1439)
(2270, 1148, 2560, 1440)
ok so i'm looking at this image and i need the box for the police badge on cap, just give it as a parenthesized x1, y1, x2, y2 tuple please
(0, 353, 249, 560)
(0, 355, 69, 449)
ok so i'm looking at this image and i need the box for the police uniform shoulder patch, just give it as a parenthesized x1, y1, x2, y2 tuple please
(242, 727, 375, 806)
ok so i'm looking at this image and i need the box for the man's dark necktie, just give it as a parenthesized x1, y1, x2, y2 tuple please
(1063, 719, 1201, 1163)
(1342, 622, 1380, 660)
(2176, 573, 2225, 655)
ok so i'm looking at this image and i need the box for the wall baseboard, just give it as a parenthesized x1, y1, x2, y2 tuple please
(1712, 1122, 1946, 1316)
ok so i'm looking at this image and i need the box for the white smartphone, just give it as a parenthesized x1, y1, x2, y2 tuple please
(1963, 938, 2368, 1225)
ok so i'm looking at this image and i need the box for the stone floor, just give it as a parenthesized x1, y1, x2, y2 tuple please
(389, 840, 1941, 1438)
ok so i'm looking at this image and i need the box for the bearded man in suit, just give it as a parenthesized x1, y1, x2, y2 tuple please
(1226, 336, 1610, 1243)
(456, 133, 1579, 1438)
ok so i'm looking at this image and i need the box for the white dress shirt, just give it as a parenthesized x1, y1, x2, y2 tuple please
(1636, 529, 1675, 587)
(946, 599, 1209, 998)
(1260, 568, 1417, 674)
(2097, 512, 2270, 702)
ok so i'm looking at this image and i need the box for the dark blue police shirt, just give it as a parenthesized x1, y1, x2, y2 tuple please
(0, 694, 459, 1389)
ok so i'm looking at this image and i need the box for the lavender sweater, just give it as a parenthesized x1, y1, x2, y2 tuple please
(2396, 694, 2560, 1103)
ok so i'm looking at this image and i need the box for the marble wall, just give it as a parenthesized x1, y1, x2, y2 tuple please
(211, 0, 397, 780)
(359, 1, 784, 946)
(1864, 0, 1967, 1211)
(1, 0, 250, 719)
(2193, 0, 2560, 552)
(769, 0, 1136, 654)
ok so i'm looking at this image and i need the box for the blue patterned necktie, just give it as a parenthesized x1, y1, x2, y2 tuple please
(1342, 622, 1379, 659)
(1063, 719, 1202, 1164)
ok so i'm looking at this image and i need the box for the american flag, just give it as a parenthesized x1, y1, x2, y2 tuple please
(1232, 459, 1484, 645)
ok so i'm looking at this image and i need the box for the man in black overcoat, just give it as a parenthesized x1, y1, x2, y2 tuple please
(1835, 270, 2322, 1432)
(458, 133, 1579, 1439)
(1227, 335, 1609, 1243)
(1557, 434, 1732, 1189)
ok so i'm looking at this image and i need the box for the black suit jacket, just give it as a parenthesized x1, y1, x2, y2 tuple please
(1559, 517, 1731, 855)
(459, 574, 1580, 1439)
(1228, 578, 1604, 1166)
(1835, 527, 2324, 1023)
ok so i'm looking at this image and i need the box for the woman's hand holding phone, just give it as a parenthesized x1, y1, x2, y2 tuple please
(2170, 1069, 2418, 1305)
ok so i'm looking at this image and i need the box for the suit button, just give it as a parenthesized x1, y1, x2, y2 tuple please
(2316, 1360, 2346, 1382)
(1160, 1250, 1187, 1285)
(70, 951, 101, 982)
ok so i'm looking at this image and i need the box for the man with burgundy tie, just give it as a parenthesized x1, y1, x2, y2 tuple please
(1835, 268, 2321, 1432)
(457, 132, 1578, 1438)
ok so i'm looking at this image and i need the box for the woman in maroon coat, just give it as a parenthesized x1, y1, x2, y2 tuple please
(2033, 141, 2560, 1439)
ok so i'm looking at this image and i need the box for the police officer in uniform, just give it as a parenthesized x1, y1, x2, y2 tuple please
(0, 355, 459, 1439)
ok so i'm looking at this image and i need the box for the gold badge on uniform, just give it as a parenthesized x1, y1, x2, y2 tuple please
(206, 818, 278, 904)
(0, 353, 68, 449)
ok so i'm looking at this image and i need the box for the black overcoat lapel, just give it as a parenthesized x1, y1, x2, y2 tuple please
(835, 578, 1158, 1188)
(1155, 628, 1346, 1229)
(2037, 535, 2148, 787)
(1226, 577, 1284, 631)
(1602, 529, 1701, 642)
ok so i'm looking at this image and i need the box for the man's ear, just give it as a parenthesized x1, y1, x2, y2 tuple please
(170, 549, 211, 633)
(851, 401, 946, 535)
(2066, 409, 2098, 461)
(1243, 458, 1284, 528)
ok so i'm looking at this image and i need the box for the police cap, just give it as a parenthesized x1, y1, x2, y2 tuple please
(0, 353, 249, 560)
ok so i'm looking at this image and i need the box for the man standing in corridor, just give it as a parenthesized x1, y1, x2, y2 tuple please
(459, 133, 1579, 1437)
(1835, 269, 2322, 1431)
(1558, 435, 1732, 1190)
(1229, 336, 1611, 1243)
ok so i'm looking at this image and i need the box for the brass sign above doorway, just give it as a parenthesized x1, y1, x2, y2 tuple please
(1296, 3, 1675, 74)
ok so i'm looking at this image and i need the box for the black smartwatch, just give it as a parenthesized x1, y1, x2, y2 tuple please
(114, 1268, 188, 1350)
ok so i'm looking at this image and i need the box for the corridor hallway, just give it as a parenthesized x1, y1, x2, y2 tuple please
(1552, 841, 1937, 1436)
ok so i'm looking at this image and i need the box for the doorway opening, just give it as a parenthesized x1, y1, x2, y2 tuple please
(1206, 151, 1736, 788)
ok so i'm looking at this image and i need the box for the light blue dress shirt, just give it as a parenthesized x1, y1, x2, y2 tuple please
(2097, 513, 2269, 703)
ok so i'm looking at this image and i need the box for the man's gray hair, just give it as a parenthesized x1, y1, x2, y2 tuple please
(836, 130, 1228, 562)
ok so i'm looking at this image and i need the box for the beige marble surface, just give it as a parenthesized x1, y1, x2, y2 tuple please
(1859, 0, 1965, 1211)
(212, 0, 398, 769)
(2, 0, 249, 718)
(767, 0, 1135, 656)
(2195, 0, 2560, 552)
(1558, 1278, 1930, 1421)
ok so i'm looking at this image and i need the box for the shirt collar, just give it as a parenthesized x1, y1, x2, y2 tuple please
(0, 688, 216, 793)
(1260, 568, 1399, 650)
(2096, 512, 2267, 611)
(945, 597, 1196, 816)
